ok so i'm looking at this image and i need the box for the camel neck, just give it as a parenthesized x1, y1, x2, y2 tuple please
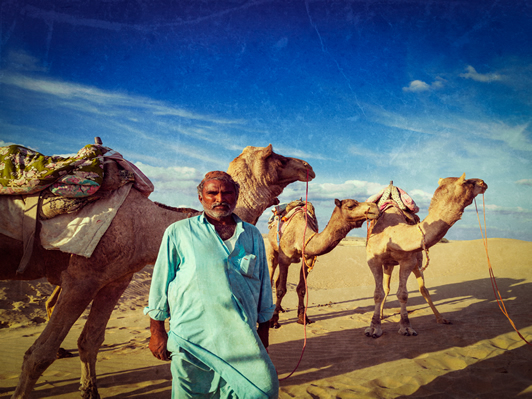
(418, 197, 467, 247)
(304, 209, 352, 257)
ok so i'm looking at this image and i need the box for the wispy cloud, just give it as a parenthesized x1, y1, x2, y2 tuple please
(278, 179, 431, 204)
(460, 65, 503, 83)
(5, 50, 47, 72)
(0, 72, 241, 125)
(516, 179, 532, 187)
(484, 203, 532, 216)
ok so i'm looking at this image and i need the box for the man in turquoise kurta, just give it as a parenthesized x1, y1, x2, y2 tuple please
(144, 171, 278, 398)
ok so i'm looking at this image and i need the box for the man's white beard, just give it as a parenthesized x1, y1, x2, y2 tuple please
(202, 201, 235, 219)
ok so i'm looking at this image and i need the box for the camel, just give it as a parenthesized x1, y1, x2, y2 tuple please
(228, 144, 315, 225)
(364, 174, 488, 338)
(266, 198, 379, 328)
(0, 143, 314, 399)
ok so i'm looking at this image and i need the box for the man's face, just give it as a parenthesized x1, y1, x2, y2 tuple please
(199, 179, 237, 220)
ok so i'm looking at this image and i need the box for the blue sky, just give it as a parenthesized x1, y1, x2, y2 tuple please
(1, 0, 531, 240)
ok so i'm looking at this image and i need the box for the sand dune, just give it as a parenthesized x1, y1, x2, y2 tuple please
(0, 238, 531, 398)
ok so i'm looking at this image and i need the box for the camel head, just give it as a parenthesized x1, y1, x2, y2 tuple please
(334, 198, 380, 228)
(432, 173, 488, 211)
(228, 144, 316, 211)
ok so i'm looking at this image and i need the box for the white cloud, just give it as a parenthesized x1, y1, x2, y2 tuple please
(135, 162, 200, 182)
(402, 78, 444, 93)
(460, 65, 502, 83)
(280, 179, 394, 203)
(134, 162, 202, 203)
(403, 80, 430, 92)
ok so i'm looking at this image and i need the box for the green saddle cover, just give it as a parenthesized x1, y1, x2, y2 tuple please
(0, 144, 106, 197)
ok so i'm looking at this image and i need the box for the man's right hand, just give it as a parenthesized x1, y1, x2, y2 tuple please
(149, 319, 171, 361)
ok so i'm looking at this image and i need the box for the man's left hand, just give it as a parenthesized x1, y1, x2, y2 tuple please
(257, 321, 270, 350)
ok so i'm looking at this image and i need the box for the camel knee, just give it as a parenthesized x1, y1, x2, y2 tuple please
(373, 290, 385, 303)
(78, 332, 104, 361)
(22, 344, 56, 380)
(276, 288, 286, 300)
(397, 290, 408, 303)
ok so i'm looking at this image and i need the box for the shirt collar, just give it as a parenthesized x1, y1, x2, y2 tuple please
(199, 212, 243, 226)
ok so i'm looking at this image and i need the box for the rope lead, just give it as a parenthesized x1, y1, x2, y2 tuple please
(475, 195, 531, 346)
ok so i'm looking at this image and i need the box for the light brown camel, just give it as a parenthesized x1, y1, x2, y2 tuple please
(364, 174, 488, 338)
(266, 198, 379, 328)
(0, 144, 314, 399)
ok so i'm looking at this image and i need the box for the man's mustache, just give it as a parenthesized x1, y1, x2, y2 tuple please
(211, 202, 231, 208)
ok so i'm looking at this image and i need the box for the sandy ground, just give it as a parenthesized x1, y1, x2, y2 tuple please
(0, 237, 531, 398)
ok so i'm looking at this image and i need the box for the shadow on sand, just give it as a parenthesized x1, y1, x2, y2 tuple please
(270, 277, 532, 390)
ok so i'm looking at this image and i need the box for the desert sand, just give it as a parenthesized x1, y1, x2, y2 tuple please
(0, 237, 531, 398)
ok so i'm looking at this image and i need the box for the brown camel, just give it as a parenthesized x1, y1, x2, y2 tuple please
(364, 174, 488, 338)
(0, 144, 314, 399)
(266, 198, 379, 328)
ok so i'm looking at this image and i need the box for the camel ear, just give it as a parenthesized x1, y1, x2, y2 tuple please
(261, 144, 273, 158)
(334, 199, 341, 207)
(438, 178, 444, 186)
(456, 173, 466, 185)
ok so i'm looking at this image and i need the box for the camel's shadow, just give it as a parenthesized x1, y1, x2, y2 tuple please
(0, 364, 173, 398)
(269, 277, 532, 388)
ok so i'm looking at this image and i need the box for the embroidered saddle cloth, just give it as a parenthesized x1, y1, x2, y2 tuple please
(0, 143, 154, 272)
(366, 183, 420, 225)
(268, 199, 318, 233)
(366, 184, 419, 213)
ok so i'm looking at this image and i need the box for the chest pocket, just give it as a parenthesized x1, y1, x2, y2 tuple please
(233, 253, 256, 278)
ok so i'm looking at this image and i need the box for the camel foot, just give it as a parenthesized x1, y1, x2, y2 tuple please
(436, 317, 452, 325)
(297, 314, 313, 325)
(56, 347, 75, 359)
(270, 316, 281, 329)
(80, 380, 100, 399)
(398, 326, 417, 336)
(365, 326, 383, 338)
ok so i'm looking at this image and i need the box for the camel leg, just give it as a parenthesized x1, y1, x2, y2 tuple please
(266, 242, 278, 287)
(412, 258, 451, 324)
(296, 262, 313, 325)
(12, 276, 99, 398)
(78, 273, 134, 399)
(396, 261, 417, 336)
(365, 259, 384, 338)
(271, 262, 289, 329)
(379, 264, 393, 319)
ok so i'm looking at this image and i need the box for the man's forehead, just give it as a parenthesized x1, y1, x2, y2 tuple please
(203, 179, 236, 191)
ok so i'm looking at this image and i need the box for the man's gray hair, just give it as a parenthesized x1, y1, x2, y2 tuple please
(197, 171, 240, 199)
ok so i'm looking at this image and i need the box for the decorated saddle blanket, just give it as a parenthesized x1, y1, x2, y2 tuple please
(0, 144, 106, 197)
(366, 184, 420, 225)
(0, 144, 153, 199)
(366, 184, 419, 213)
(268, 200, 319, 233)
(0, 143, 154, 272)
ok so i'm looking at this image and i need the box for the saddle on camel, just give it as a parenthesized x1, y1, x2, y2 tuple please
(366, 180, 420, 232)
(0, 137, 154, 275)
